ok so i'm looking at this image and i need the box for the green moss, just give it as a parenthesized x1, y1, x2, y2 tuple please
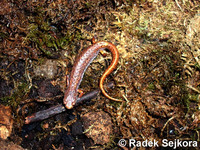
(147, 82, 155, 91)
(0, 32, 8, 41)
(194, 62, 200, 69)
(182, 93, 190, 112)
(188, 94, 199, 102)
(24, 9, 81, 57)
(1, 82, 30, 108)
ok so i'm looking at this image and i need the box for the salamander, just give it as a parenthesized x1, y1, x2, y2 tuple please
(63, 40, 122, 109)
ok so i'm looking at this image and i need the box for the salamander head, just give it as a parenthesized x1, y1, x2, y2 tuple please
(63, 93, 76, 109)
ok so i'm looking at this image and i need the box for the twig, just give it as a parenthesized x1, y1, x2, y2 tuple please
(25, 82, 115, 124)
(175, 0, 183, 12)
(161, 115, 176, 137)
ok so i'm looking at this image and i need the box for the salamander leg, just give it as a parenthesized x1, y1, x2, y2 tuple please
(100, 50, 107, 57)
(92, 36, 97, 44)
(78, 89, 84, 98)
(66, 75, 70, 87)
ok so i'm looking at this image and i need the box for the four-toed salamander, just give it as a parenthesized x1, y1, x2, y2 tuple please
(63, 40, 122, 109)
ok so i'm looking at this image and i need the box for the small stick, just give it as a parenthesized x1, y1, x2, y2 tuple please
(25, 82, 115, 124)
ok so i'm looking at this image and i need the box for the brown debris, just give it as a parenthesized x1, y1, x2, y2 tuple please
(0, 140, 24, 150)
(116, 101, 159, 140)
(0, 0, 12, 15)
(141, 91, 182, 118)
(82, 111, 113, 145)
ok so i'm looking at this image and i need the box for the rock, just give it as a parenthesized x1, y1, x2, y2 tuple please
(33, 59, 58, 79)
(81, 111, 113, 145)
